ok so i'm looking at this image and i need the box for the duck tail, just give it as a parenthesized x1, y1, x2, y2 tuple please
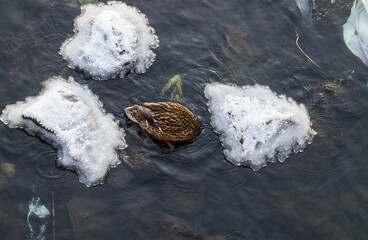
(133, 97, 143, 105)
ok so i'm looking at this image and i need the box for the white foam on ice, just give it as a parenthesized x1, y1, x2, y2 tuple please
(0, 76, 127, 186)
(204, 83, 316, 171)
(59, 1, 159, 80)
(343, 0, 368, 66)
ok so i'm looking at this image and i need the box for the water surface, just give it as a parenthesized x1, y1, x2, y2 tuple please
(0, 0, 368, 239)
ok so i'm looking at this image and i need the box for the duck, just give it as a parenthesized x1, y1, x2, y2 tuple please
(124, 98, 201, 149)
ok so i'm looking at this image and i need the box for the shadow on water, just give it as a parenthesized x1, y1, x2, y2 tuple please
(0, 0, 368, 239)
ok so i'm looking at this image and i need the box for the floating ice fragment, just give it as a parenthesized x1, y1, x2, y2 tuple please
(343, 0, 368, 66)
(60, 1, 159, 80)
(0, 76, 127, 186)
(204, 83, 316, 171)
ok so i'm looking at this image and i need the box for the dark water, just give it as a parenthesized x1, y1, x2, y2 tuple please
(1, 0, 368, 239)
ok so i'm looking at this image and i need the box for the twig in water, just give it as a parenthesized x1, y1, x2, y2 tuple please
(295, 28, 320, 68)
(52, 191, 55, 240)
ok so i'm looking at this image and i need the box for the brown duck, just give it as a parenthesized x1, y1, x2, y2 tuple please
(124, 98, 201, 149)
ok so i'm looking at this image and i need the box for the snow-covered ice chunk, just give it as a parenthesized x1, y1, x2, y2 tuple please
(343, 0, 368, 66)
(60, 1, 159, 80)
(295, 0, 312, 24)
(204, 83, 316, 171)
(0, 76, 127, 186)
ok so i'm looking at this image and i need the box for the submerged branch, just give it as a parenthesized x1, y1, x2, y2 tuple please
(52, 191, 55, 240)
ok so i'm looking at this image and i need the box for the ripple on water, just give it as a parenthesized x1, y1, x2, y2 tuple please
(0, 134, 74, 186)
(226, 231, 255, 240)
(0, 26, 65, 91)
(0, 1, 78, 82)
(313, 75, 368, 114)
(162, 176, 207, 214)
(31, 148, 75, 186)
(105, 165, 135, 189)
(47, 3, 79, 40)
(132, 211, 200, 239)
(267, 183, 368, 239)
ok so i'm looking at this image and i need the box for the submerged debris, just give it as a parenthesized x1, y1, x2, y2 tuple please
(204, 83, 316, 171)
(0, 190, 27, 239)
(133, 212, 200, 240)
(59, 1, 159, 80)
(222, 25, 264, 66)
(0, 76, 127, 186)
(119, 149, 152, 169)
(203, 236, 227, 240)
(68, 198, 100, 234)
(160, 75, 183, 100)
(315, 0, 353, 24)
(313, 71, 362, 114)
(0, 170, 7, 190)
(67, 195, 124, 239)
(162, 179, 205, 214)
(27, 196, 50, 240)
(1, 163, 15, 178)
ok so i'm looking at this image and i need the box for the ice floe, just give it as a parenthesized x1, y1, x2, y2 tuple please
(343, 0, 368, 66)
(295, 0, 312, 24)
(60, 1, 159, 80)
(204, 83, 316, 171)
(0, 76, 127, 186)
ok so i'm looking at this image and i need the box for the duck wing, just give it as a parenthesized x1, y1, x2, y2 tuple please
(136, 105, 155, 123)
(143, 102, 200, 137)
(126, 99, 201, 141)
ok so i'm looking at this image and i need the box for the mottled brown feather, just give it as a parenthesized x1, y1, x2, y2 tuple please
(124, 100, 201, 142)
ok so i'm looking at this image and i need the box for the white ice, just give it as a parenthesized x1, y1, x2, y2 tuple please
(343, 0, 368, 66)
(59, 1, 159, 80)
(295, 0, 312, 24)
(204, 83, 316, 171)
(0, 76, 127, 186)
